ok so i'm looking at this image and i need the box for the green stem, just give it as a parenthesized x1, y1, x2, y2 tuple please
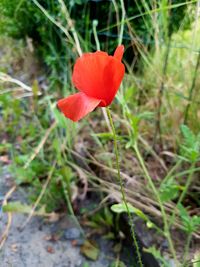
(183, 233, 192, 267)
(169, 162, 196, 227)
(178, 162, 195, 204)
(92, 20, 100, 51)
(133, 143, 178, 265)
(118, 0, 126, 45)
(160, 159, 182, 187)
(106, 108, 143, 267)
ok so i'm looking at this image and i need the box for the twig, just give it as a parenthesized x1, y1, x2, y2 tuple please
(24, 121, 57, 169)
(0, 72, 41, 97)
(102, 107, 112, 133)
(111, 0, 120, 36)
(118, 0, 126, 45)
(154, 34, 172, 149)
(20, 161, 56, 230)
(184, 50, 200, 123)
(67, 146, 140, 187)
(58, 0, 82, 56)
(0, 72, 32, 92)
(0, 186, 17, 250)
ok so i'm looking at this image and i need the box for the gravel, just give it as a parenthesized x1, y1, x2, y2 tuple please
(0, 168, 115, 267)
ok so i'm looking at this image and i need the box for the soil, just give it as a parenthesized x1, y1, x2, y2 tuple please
(0, 167, 116, 267)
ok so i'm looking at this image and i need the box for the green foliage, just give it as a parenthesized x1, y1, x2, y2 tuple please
(0, 0, 191, 78)
(2, 201, 46, 215)
(180, 124, 200, 163)
(3, 201, 33, 213)
(85, 206, 114, 230)
(126, 114, 139, 147)
(111, 202, 148, 221)
(111, 203, 157, 231)
(0, 1, 74, 90)
(159, 179, 179, 202)
(178, 204, 200, 233)
(193, 252, 200, 267)
(144, 246, 171, 267)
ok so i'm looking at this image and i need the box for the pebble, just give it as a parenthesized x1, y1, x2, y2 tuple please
(64, 227, 82, 240)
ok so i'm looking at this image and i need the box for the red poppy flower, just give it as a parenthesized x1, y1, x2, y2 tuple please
(57, 45, 125, 122)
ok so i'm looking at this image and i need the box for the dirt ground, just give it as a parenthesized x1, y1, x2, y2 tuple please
(0, 166, 116, 267)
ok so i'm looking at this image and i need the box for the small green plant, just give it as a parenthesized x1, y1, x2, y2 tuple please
(180, 124, 200, 163)
(178, 204, 200, 266)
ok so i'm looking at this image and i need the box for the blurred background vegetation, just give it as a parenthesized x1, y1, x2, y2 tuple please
(0, 0, 200, 265)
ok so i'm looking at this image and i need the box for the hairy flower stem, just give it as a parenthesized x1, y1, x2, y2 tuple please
(133, 143, 178, 266)
(106, 108, 143, 267)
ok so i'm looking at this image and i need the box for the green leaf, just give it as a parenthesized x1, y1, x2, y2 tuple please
(124, 86, 136, 103)
(137, 111, 155, 120)
(146, 221, 154, 229)
(3, 201, 32, 213)
(53, 106, 68, 128)
(126, 113, 139, 144)
(177, 204, 200, 233)
(15, 166, 36, 184)
(3, 201, 47, 216)
(180, 124, 200, 162)
(111, 202, 148, 221)
(178, 203, 189, 220)
(91, 132, 114, 140)
(180, 124, 196, 147)
(192, 216, 200, 231)
(80, 240, 99, 261)
(159, 180, 179, 202)
(144, 246, 171, 267)
(193, 251, 200, 267)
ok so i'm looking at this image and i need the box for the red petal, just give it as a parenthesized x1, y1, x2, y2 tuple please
(57, 92, 101, 122)
(72, 48, 125, 106)
(114, 45, 124, 61)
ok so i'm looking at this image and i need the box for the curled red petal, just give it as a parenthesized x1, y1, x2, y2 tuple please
(114, 45, 124, 61)
(57, 92, 101, 122)
(72, 47, 125, 106)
